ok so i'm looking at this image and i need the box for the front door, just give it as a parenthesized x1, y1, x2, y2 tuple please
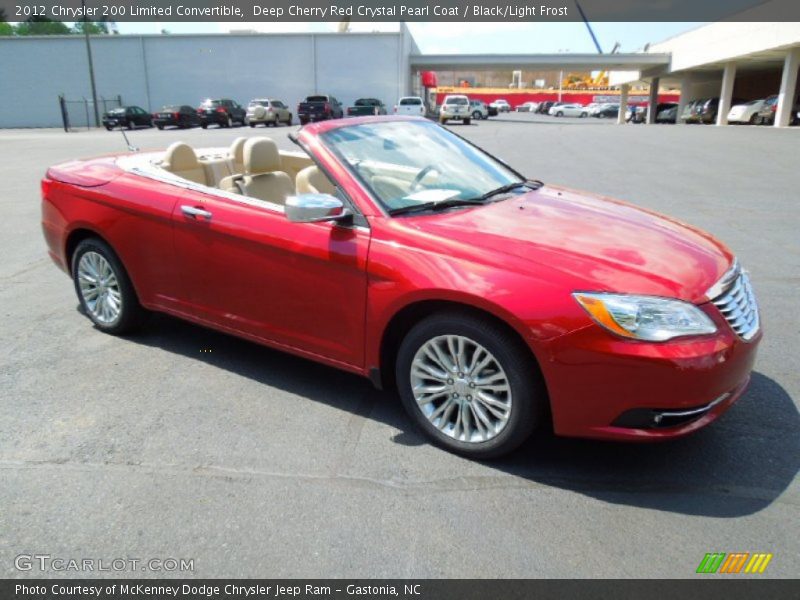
(171, 190, 370, 368)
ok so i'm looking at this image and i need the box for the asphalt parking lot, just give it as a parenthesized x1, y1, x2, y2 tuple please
(1, 116, 798, 578)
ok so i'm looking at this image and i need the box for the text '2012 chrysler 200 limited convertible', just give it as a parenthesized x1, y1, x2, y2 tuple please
(41, 117, 761, 458)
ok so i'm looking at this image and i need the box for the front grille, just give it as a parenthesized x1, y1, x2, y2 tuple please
(709, 261, 760, 341)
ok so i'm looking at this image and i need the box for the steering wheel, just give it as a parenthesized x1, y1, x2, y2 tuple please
(410, 165, 439, 192)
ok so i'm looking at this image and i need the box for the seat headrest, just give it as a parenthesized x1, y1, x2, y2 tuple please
(296, 165, 335, 195)
(164, 142, 199, 171)
(244, 137, 281, 175)
(230, 137, 246, 165)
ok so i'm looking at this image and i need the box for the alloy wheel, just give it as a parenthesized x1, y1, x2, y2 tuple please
(410, 335, 512, 443)
(77, 251, 123, 325)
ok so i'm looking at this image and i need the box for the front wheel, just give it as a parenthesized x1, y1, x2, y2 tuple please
(396, 312, 544, 459)
(463, 118, 471, 125)
(72, 238, 143, 335)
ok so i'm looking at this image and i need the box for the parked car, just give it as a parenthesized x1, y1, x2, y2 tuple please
(696, 97, 745, 124)
(152, 105, 201, 130)
(297, 95, 344, 125)
(246, 99, 292, 127)
(549, 104, 588, 118)
(681, 99, 704, 123)
(630, 103, 678, 124)
(439, 95, 472, 124)
(197, 99, 246, 129)
(582, 102, 601, 116)
(347, 98, 387, 117)
(42, 116, 762, 458)
(535, 101, 555, 114)
(656, 105, 679, 124)
(727, 99, 765, 124)
(489, 99, 511, 113)
(394, 96, 426, 116)
(469, 100, 489, 120)
(593, 104, 620, 119)
(755, 94, 800, 125)
(102, 106, 153, 131)
(516, 102, 538, 112)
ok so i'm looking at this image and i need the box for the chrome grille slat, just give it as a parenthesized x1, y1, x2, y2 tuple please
(709, 262, 760, 341)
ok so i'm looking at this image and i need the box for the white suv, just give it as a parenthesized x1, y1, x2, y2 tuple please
(439, 95, 471, 124)
(394, 96, 426, 116)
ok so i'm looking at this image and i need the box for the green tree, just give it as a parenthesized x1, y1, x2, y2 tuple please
(0, 8, 12, 36)
(72, 21, 110, 35)
(14, 17, 71, 35)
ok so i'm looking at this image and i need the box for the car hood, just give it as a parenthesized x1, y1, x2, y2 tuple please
(404, 185, 732, 303)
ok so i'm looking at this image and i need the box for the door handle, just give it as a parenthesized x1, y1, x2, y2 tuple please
(181, 205, 212, 220)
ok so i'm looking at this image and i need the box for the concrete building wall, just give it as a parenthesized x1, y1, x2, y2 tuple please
(0, 31, 414, 128)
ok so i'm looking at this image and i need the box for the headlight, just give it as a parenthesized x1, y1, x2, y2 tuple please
(573, 292, 717, 341)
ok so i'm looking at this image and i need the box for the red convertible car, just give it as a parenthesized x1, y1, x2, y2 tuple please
(41, 116, 761, 458)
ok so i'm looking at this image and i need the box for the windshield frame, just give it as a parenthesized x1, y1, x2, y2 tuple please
(317, 119, 530, 218)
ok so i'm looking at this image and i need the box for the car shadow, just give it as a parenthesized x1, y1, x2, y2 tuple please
(124, 312, 798, 518)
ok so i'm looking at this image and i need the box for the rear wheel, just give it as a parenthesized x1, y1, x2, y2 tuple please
(464, 118, 471, 125)
(201, 123, 208, 129)
(105, 126, 113, 131)
(157, 124, 164, 130)
(127, 120, 134, 130)
(472, 111, 481, 120)
(226, 115, 233, 128)
(556, 111, 564, 117)
(72, 238, 143, 335)
(396, 312, 544, 459)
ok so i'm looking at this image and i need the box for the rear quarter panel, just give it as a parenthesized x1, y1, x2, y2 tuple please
(43, 167, 184, 309)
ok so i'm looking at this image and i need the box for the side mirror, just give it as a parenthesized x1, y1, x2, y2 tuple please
(285, 193, 351, 223)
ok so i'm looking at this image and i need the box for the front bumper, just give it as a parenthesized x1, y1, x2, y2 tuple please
(540, 304, 761, 441)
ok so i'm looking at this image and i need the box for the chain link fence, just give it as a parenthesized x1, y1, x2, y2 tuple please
(58, 95, 123, 131)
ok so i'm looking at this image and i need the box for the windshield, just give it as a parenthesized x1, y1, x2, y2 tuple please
(306, 96, 328, 103)
(107, 108, 125, 115)
(249, 100, 269, 107)
(445, 97, 468, 105)
(320, 120, 524, 214)
(200, 100, 222, 108)
(400, 98, 422, 105)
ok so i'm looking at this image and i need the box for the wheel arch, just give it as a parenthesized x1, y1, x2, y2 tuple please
(64, 227, 142, 301)
(374, 298, 549, 401)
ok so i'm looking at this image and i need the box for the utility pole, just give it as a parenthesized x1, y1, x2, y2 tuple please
(82, 0, 100, 127)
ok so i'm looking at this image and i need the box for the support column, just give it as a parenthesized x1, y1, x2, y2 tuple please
(617, 84, 629, 125)
(716, 63, 737, 126)
(676, 75, 693, 125)
(775, 48, 800, 128)
(647, 77, 659, 124)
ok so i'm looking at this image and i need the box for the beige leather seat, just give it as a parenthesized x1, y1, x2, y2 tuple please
(162, 142, 207, 185)
(238, 138, 294, 205)
(296, 165, 336, 195)
(229, 137, 246, 174)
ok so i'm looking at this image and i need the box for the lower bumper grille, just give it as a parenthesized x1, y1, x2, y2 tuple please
(612, 392, 731, 429)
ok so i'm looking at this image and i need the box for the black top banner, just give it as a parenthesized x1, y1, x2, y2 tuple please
(3, 0, 800, 23)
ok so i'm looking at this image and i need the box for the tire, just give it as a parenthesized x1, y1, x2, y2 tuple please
(105, 126, 113, 131)
(482, 114, 488, 120)
(439, 118, 448, 124)
(157, 124, 164, 130)
(71, 238, 143, 336)
(299, 117, 309, 126)
(226, 116, 233, 128)
(556, 111, 563, 117)
(581, 112, 588, 118)
(464, 118, 471, 125)
(472, 111, 481, 120)
(749, 113, 758, 125)
(286, 113, 292, 125)
(201, 123, 208, 129)
(249, 122, 256, 128)
(127, 120, 134, 130)
(396, 311, 544, 459)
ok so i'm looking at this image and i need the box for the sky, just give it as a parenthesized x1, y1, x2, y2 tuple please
(113, 21, 703, 54)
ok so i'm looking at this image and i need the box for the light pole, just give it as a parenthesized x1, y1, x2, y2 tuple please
(82, 0, 100, 127)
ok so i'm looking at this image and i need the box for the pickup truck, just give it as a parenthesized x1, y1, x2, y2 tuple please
(346, 98, 387, 117)
(297, 95, 344, 125)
